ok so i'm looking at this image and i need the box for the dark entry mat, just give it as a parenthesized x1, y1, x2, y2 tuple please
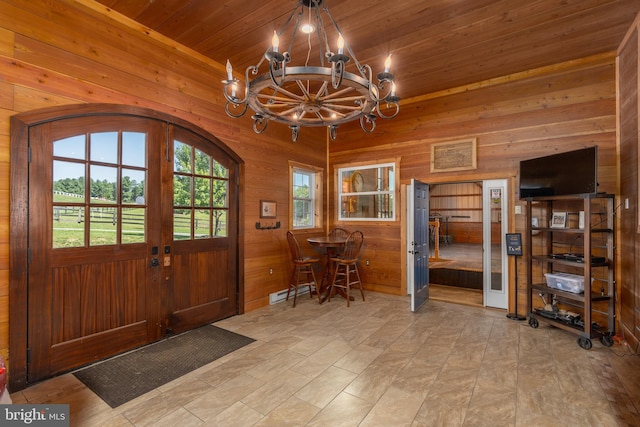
(73, 325, 255, 408)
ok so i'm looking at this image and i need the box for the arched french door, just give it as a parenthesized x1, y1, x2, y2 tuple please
(9, 105, 243, 389)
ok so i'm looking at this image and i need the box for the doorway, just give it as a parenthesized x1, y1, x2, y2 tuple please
(426, 180, 508, 309)
(10, 105, 243, 389)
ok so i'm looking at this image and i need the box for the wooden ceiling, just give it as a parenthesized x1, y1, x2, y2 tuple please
(96, 0, 640, 101)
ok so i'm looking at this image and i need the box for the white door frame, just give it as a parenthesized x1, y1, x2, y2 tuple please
(482, 179, 509, 309)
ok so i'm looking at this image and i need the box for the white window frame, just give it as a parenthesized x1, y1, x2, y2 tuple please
(337, 162, 397, 221)
(289, 161, 323, 230)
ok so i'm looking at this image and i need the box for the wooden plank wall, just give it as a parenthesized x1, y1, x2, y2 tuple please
(329, 54, 620, 316)
(0, 0, 327, 367)
(617, 17, 640, 350)
(0, 0, 638, 373)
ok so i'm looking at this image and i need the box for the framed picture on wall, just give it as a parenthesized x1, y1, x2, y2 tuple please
(260, 200, 277, 219)
(550, 212, 567, 228)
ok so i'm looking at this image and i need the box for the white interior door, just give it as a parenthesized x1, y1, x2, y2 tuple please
(483, 179, 508, 309)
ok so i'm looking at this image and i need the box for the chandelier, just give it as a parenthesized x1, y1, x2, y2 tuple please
(222, 0, 399, 142)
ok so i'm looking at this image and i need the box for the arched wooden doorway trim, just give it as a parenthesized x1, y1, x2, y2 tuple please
(9, 104, 244, 391)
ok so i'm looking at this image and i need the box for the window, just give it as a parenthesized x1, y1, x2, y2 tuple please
(290, 162, 323, 229)
(338, 162, 396, 221)
(173, 140, 229, 240)
(52, 130, 148, 248)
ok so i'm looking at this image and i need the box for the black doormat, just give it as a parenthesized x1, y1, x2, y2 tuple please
(73, 325, 255, 408)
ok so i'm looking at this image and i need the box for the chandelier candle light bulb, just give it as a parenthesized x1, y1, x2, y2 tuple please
(272, 31, 279, 53)
(226, 60, 233, 80)
(337, 34, 344, 55)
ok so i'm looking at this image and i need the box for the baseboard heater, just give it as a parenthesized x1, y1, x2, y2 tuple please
(269, 284, 316, 305)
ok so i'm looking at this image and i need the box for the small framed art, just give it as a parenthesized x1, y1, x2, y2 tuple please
(550, 212, 567, 228)
(260, 200, 277, 219)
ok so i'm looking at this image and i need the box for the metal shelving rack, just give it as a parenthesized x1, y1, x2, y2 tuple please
(525, 193, 615, 349)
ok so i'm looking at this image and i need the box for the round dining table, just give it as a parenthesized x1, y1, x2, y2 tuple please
(307, 236, 348, 302)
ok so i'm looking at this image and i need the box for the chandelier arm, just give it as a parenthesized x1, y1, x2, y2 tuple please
(257, 6, 297, 75)
(360, 114, 377, 133)
(288, 9, 303, 56)
(331, 60, 345, 89)
(225, 101, 248, 118)
(253, 115, 268, 134)
(361, 64, 382, 102)
(376, 101, 400, 119)
(290, 125, 299, 142)
(323, 4, 366, 79)
(315, 6, 330, 65)
(376, 80, 394, 101)
(275, 3, 300, 59)
(269, 59, 288, 87)
(329, 125, 338, 141)
(223, 80, 239, 104)
(314, 27, 325, 66)
(223, 65, 256, 105)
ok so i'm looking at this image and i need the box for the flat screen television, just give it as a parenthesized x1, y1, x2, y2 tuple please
(519, 146, 598, 199)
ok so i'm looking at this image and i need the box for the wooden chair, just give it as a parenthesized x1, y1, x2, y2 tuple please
(286, 231, 322, 307)
(328, 227, 350, 239)
(328, 227, 350, 257)
(328, 230, 365, 307)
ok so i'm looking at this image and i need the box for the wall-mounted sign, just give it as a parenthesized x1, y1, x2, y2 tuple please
(506, 233, 522, 256)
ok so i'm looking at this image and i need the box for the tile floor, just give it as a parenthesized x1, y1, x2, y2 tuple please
(10, 292, 640, 426)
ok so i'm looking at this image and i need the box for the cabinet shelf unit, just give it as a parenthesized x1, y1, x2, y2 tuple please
(525, 193, 615, 350)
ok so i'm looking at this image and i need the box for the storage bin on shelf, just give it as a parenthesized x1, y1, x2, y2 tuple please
(544, 272, 591, 294)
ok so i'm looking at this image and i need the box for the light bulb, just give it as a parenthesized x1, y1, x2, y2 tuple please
(300, 23, 315, 34)
(384, 54, 392, 72)
(337, 35, 344, 55)
(272, 31, 279, 53)
(226, 60, 233, 80)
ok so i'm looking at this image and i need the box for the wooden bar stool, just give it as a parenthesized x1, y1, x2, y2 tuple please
(328, 231, 365, 307)
(286, 231, 321, 307)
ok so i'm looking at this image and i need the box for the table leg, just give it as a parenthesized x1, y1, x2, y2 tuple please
(318, 249, 337, 303)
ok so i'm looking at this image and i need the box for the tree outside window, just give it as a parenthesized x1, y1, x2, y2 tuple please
(290, 162, 323, 230)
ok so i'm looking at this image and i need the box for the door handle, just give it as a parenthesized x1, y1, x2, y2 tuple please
(150, 258, 160, 267)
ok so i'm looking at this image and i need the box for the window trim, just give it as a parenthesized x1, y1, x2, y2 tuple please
(336, 160, 398, 222)
(289, 161, 323, 230)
